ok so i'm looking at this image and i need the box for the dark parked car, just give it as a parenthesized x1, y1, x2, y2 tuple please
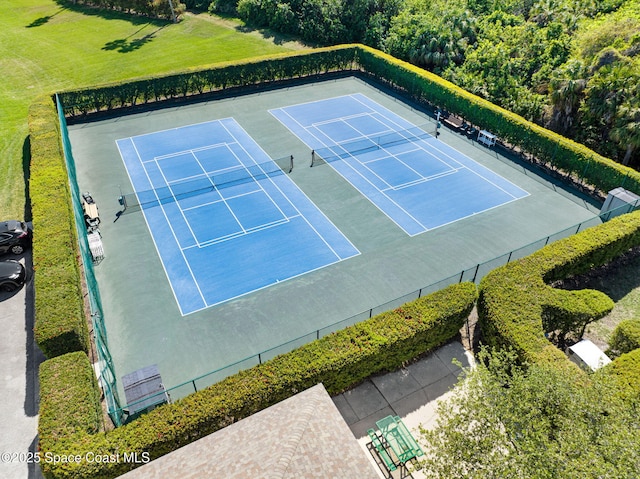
(0, 220, 31, 255)
(0, 259, 26, 292)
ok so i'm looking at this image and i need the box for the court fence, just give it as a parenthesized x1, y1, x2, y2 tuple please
(108, 201, 639, 425)
(57, 89, 637, 425)
(56, 95, 124, 426)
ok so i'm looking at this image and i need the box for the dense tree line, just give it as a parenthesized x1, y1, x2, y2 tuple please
(59, 0, 186, 21)
(208, 0, 639, 167)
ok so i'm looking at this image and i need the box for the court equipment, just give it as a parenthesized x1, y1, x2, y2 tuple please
(121, 155, 293, 210)
(311, 125, 434, 167)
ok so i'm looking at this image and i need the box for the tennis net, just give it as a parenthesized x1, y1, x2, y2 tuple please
(311, 124, 436, 167)
(122, 155, 293, 210)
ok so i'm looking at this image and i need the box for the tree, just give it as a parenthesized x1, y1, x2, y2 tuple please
(610, 102, 640, 165)
(419, 348, 640, 479)
(549, 60, 587, 133)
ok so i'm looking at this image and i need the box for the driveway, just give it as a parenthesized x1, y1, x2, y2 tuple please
(0, 251, 45, 479)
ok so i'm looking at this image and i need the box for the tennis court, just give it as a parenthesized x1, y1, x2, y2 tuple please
(116, 118, 359, 315)
(270, 94, 529, 235)
(67, 76, 601, 397)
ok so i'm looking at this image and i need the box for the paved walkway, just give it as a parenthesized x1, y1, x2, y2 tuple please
(333, 341, 474, 478)
(0, 251, 45, 479)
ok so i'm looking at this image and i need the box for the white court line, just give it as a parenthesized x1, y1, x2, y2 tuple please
(183, 216, 296, 249)
(155, 152, 205, 244)
(342, 117, 446, 190)
(150, 141, 231, 162)
(279, 103, 429, 232)
(311, 112, 373, 127)
(122, 137, 208, 315)
(241, 114, 360, 260)
(165, 163, 245, 186)
(180, 184, 261, 212)
(222, 120, 345, 261)
(350, 94, 528, 199)
(381, 168, 463, 192)
(331, 96, 528, 201)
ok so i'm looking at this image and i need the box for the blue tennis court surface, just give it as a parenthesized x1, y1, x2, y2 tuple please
(116, 119, 359, 315)
(270, 94, 529, 236)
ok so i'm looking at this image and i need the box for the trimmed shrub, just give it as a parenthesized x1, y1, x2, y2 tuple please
(479, 210, 640, 365)
(33, 45, 640, 478)
(603, 348, 640, 402)
(38, 352, 102, 441)
(37, 282, 476, 478)
(57, 46, 360, 118)
(608, 319, 640, 358)
(29, 97, 88, 358)
(56, 45, 640, 198)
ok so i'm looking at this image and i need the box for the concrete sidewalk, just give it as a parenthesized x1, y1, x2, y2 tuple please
(333, 341, 474, 478)
(0, 251, 45, 479)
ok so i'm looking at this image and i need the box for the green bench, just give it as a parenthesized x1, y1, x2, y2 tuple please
(367, 428, 397, 471)
(392, 415, 424, 459)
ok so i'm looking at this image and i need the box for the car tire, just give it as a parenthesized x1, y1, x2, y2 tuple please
(10, 244, 24, 255)
(1, 282, 17, 292)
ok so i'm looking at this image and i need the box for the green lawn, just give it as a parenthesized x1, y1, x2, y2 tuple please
(0, 0, 302, 219)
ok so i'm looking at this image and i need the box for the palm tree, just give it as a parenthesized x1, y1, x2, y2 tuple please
(549, 60, 587, 133)
(610, 104, 640, 165)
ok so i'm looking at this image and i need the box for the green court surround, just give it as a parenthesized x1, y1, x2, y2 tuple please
(67, 76, 600, 401)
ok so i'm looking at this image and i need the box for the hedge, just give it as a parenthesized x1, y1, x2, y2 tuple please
(57, 46, 359, 118)
(608, 319, 640, 358)
(478, 210, 640, 365)
(39, 352, 102, 441)
(353, 45, 640, 197)
(38, 282, 476, 478)
(29, 97, 89, 358)
(32, 44, 640, 477)
(56, 45, 640, 199)
(602, 348, 640, 402)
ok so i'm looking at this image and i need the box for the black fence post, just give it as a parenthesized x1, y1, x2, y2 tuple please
(471, 264, 480, 283)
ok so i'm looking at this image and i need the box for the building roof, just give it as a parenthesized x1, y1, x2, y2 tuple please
(119, 383, 379, 479)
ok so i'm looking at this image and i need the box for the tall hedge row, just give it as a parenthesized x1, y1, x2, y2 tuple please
(353, 45, 640, 196)
(58, 46, 358, 117)
(478, 210, 640, 365)
(29, 98, 89, 358)
(57, 44, 640, 198)
(39, 352, 102, 441)
(38, 282, 476, 479)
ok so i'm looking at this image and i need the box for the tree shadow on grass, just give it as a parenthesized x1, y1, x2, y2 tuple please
(555, 247, 640, 303)
(102, 25, 165, 53)
(26, 8, 65, 28)
(228, 17, 314, 47)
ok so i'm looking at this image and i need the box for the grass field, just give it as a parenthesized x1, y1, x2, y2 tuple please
(563, 249, 640, 350)
(0, 0, 303, 219)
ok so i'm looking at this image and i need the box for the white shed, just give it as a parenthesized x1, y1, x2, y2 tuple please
(567, 339, 612, 372)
